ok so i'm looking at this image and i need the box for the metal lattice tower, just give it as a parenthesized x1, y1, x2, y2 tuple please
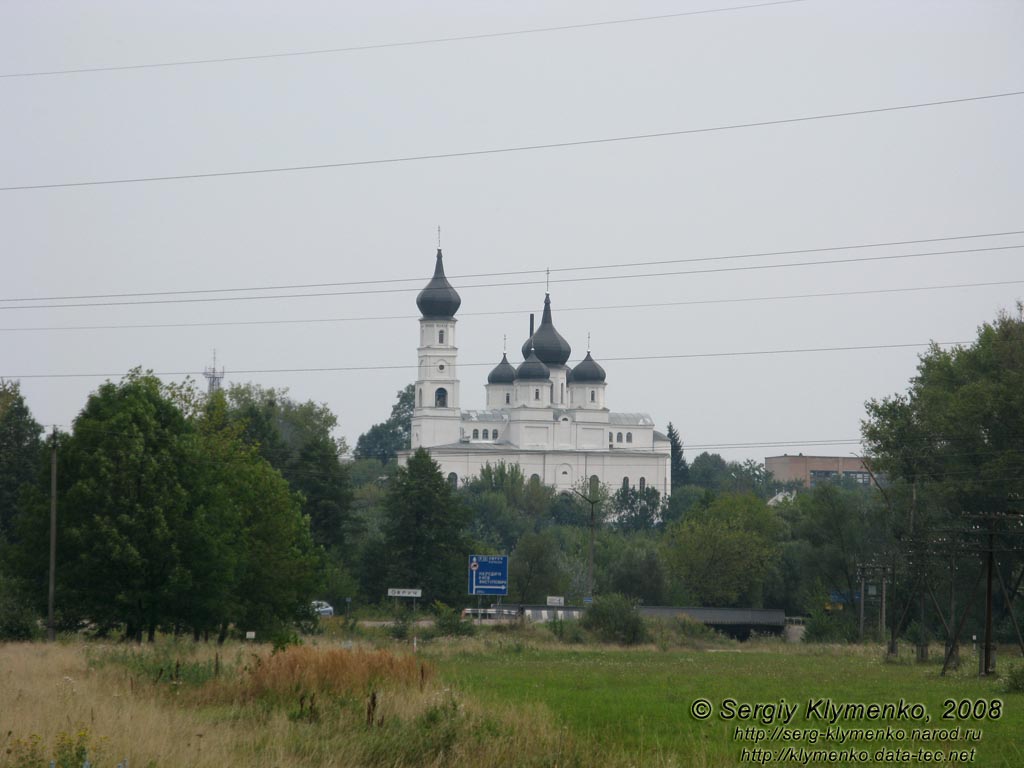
(203, 350, 225, 396)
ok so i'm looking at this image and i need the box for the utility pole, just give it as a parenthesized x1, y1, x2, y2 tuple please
(47, 428, 57, 642)
(572, 476, 601, 602)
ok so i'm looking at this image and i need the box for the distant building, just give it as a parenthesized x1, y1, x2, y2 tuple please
(765, 454, 875, 488)
(399, 248, 671, 494)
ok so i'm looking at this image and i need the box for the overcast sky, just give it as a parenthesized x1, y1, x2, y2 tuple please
(3, 0, 1023, 465)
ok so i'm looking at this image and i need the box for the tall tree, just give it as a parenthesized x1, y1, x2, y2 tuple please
(382, 448, 470, 603)
(0, 381, 44, 537)
(354, 384, 415, 464)
(666, 422, 689, 490)
(225, 383, 355, 551)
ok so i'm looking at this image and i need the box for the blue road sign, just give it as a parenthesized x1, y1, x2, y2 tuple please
(468, 555, 508, 596)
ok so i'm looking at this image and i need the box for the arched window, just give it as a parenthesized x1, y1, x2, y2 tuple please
(616, 432, 623, 443)
(438, 329, 445, 344)
(505, 393, 510, 404)
(560, 383, 564, 403)
(418, 388, 422, 407)
(590, 390, 596, 403)
(493, 429, 500, 439)
(608, 432, 613, 443)
(530, 473, 541, 486)
(482, 429, 489, 439)
(626, 432, 633, 443)
(447, 472, 458, 488)
(472, 429, 479, 439)
(435, 388, 448, 407)
(639, 477, 646, 492)
(590, 475, 600, 494)
(534, 388, 540, 401)
(622, 477, 630, 491)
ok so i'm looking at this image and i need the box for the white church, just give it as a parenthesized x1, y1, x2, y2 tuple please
(403, 248, 671, 496)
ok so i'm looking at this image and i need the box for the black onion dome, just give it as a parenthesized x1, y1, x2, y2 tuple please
(571, 352, 606, 383)
(520, 294, 571, 365)
(416, 249, 462, 318)
(487, 353, 516, 384)
(516, 349, 550, 381)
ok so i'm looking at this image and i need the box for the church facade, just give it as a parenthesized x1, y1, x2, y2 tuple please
(402, 248, 671, 495)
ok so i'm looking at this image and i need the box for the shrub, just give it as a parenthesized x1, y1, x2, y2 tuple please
(803, 607, 856, 643)
(432, 601, 475, 637)
(0, 579, 41, 641)
(580, 594, 648, 645)
(1005, 663, 1024, 694)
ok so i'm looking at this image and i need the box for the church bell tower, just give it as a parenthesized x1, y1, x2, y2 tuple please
(411, 248, 462, 448)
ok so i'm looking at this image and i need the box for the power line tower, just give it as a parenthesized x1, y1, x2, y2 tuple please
(203, 350, 225, 396)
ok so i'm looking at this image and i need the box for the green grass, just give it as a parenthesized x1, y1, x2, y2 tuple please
(434, 642, 1024, 767)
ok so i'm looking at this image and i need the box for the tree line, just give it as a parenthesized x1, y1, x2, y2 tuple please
(2, 307, 1022, 646)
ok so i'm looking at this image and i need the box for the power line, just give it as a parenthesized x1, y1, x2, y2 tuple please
(3, 277, 1019, 333)
(3, 244, 1021, 311)
(1, 339, 970, 380)
(5, 227, 1022, 304)
(3, 89, 1022, 192)
(0, 1, 807, 79)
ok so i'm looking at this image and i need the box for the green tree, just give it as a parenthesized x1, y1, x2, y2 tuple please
(382, 448, 470, 603)
(354, 384, 415, 464)
(508, 530, 564, 603)
(863, 308, 1024, 517)
(0, 381, 44, 537)
(225, 383, 355, 551)
(610, 485, 663, 532)
(662, 493, 782, 607)
(689, 452, 730, 490)
(666, 422, 689, 489)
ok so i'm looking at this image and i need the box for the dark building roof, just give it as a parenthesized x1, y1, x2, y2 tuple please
(516, 349, 550, 381)
(521, 294, 571, 366)
(415, 249, 462, 319)
(487, 353, 516, 384)
(569, 351, 606, 383)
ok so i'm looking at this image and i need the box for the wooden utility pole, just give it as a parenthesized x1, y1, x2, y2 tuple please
(47, 428, 57, 642)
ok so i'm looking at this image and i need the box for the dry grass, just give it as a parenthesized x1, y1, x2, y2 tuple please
(0, 640, 647, 768)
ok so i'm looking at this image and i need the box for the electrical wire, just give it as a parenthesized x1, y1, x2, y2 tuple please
(3, 244, 1021, 311)
(1, 339, 971, 380)
(0, 1, 808, 79)
(2, 278, 1020, 333)
(4, 227, 1022, 304)
(3, 89, 1021, 192)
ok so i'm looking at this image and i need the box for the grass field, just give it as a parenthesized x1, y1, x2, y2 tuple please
(432, 639, 1024, 767)
(0, 635, 1021, 767)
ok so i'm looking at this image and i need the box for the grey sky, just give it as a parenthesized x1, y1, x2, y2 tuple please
(3, 0, 1023, 464)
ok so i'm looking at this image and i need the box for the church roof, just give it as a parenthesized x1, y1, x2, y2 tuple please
(486, 353, 516, 384)
(608, 413, 655, 426)
(521, 294, 571, 366)
(416, 249, 462, 319)
(516, 349, 550, 380)
(569, 351, 606, 383)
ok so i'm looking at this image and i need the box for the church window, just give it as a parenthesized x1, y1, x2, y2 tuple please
(472, 429, 479, 439)
(622, 477, 630, 491)
(626, 432, 633, 443)
(639, 477, 646, 492)
(560, 383, 564, 403)
(435, 388, 448, 407)
(616, 432, 623, 443)
(438, 329, 445, 344)
(447, 472, 458, 488)
(534, 388, 540, 401)
(505, 393, 510, 404)
(530, 473, 541, 486)
(418, 388, 422, 406)
(590, 390, 595, 403)
(608, 432, 613, 443)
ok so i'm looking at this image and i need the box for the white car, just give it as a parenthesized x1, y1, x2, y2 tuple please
(312, 600, 334, 617)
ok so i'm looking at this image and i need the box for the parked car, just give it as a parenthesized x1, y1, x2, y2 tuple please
(312, 600, 334, 617)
